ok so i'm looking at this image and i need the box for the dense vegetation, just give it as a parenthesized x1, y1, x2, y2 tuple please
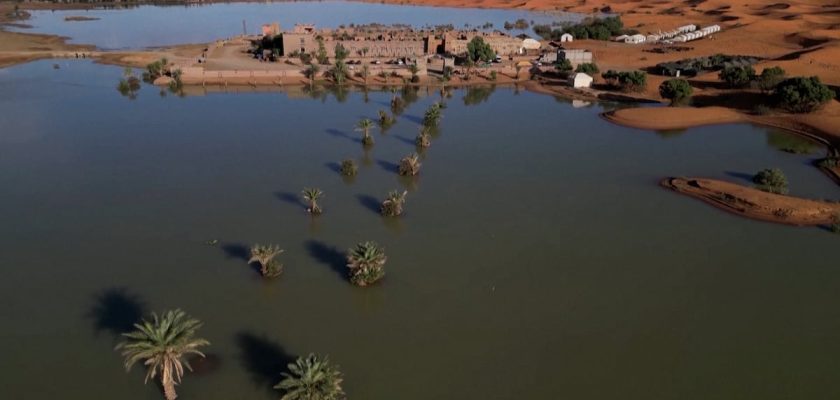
(752, 168, 789, 194)
(602, 70, 647, 92)
(653, 54, 760, 77)
(773, 76, 835, 113)
(467, 36, 495, 63)
(533, 16, 625, 41)
(575, 62, 599, 75)
(249, 244, 285, 277)
(659, 78, 693, 105)
(719, 65, 756, 88)
(346, 241, 387, 286)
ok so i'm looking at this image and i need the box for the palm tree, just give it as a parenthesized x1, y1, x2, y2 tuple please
(361, 64, 370, 85)
(356, 118, 375, 146)
(302, 187, 324, 215)
(340, 159, 357, 177)
(398, 153, 421, 176)
(378, 109, 395, 131)
(408, 63, 420, 81)
(249, 244, 284, 277)
(380, 190, 407, 217)
(274, 353, 345, 400)
(422, 103, 442, 127)
(115, 310, 209, 400)
(346, 241, 387, 286)
(332, 60, 348, 85)
(305, 64, 320, 90)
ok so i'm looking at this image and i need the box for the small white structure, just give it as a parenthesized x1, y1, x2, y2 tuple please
(614, 34, 629, 42)
(560, 33, 574, 42)
(568, 72, 593, 88)
(522, 38, 541, 50)
(676, 24, 697, 34)
(624, 34, 647, 44)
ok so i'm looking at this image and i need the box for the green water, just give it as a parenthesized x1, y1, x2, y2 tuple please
(1, 60, 839, 399)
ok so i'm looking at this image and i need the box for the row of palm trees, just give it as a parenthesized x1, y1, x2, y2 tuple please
(116, 309, 345, 400)
(114, 93, 450, 400)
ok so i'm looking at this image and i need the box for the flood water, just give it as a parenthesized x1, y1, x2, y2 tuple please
(1, 60, 840, 400)
(12, 1, 573, 49)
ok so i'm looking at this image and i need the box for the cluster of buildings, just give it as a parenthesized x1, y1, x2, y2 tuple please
(270, 23, 539, 59)
(615, 24, 721, 45)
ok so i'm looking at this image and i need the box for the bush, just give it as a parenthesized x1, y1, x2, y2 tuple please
(773, 76, 835, 113)
(752, 168, 789, 194)
(555, 59, 573, 73)
(658, 78, 693, 105)
(753, 104, 772, 115)
(340, 159, 357, 176)
(603, 70, 647, 92)
(719, 65, 755, 88)
(575, 62, 599, 74)
(489, 70, 497, 81)
(410, 75, 420, 83)
(467, 36, 496, 62)
(818, 156, 840, 169)
(758, 66, 785, 92)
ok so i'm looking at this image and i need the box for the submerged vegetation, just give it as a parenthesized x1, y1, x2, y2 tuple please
(346, 241, 387, 286)
(249, 244, 284, 278)
(116, 309, 209, 400)
(274, 354, 345, 400)
(356, 118, 375, 146)
(398, 153, 422, 176)
(380, 190, 408, 217)
(340, 159, 358, 177)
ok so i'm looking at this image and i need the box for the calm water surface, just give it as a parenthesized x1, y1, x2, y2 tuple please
(12, 1, 573, 49)
(1, 60, 839, 399)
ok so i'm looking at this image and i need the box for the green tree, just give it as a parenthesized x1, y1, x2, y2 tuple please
(334, 43, 349, 61)
(249, 244, 284, 277)
(422, 103, 442, 127)
(719, 65, 756, 88)
(659, 78, 694, 105)
(116, 310, 209, 400)
(302, 188, 324, 215)
(467, 36, 495, 62)
(305, 64, 320, 89)
(331, 60, 348, 85)
(774, 76, 835, 113)
(346, 241, 387, 286)
(356, 118, 375, 146)
(555, 59, 573, 73)
(758, 66, 786, 92)
(274, 354, 345, 400)
(316, 38, 329, 65)
(752, 168, 789, 194)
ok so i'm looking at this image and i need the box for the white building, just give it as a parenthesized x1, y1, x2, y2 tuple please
(624, 34, 646, 44)
(614, 34, 629, 42)
(560, 33, 574, 42)
(569, 72, 593, 88)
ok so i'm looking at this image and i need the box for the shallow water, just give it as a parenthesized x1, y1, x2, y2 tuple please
(12, 1, 572, 49)
(1, 60, 840, 400)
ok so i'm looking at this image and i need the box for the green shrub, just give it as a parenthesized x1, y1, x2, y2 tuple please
(758, 66, 786, 92)
(575, 62, 599, 74)
(719, 65, 756, 88)
(753, 104, 771, 115)
(603, 70, 647, 92)
(658, 78, 693, 105)
(773, 76, 835, 113)
(555, 59, 573, 73)
(752, 168, 789, 194)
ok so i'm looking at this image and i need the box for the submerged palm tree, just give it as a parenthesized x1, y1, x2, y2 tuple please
(356, 118, 375, 146)
(398, 153, 422, 176)
(249, 244, 284, 278)
(380, 190, 407, 217)
(274, 353, 345, 400)
(378, 109, 395, 131)
(115, 309, 209, 400)
(340, 159, 357, 177)
(422, 103, 442, 127)
(302, 187, 324, 215)
(415, 130, 431, 148)
(346, 241, 387, 286)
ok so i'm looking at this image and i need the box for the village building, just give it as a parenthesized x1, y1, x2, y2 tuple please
(557, 49, 593, 66)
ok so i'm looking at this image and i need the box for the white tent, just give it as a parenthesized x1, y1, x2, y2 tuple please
(568, 72, 593, 88)
(522, 38, 541, 50)
(624, 34, 646, 44)
(560, 33, 574, 42)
